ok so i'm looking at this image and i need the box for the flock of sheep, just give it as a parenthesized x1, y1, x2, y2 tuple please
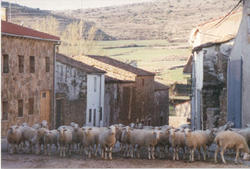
(6, 120, 250, 164)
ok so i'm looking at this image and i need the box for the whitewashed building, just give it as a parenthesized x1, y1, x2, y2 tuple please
(186, 11, 242, 130)
(55, 53, 106, 127)
(228, 0, 250, 128)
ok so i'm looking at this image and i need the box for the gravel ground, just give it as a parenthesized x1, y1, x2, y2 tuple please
(2, 151, 250, 168)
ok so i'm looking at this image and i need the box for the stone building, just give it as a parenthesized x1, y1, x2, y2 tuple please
(74, 55, 169, 126)
(228, 0, 250, 128)
(1, 20, 60, 136)
(104, 76, 135, 126)
(186, 11, 242, 130)
(55, 53, 105, 127)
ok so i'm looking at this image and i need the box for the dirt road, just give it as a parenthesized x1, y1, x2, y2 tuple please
(2, 152, 249, 168)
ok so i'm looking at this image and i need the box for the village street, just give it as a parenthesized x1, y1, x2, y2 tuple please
(2, 151, 250, 168)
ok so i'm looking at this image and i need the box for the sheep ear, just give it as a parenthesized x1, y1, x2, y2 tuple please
(88, 128, 92, 130)
(175, 128, 180, 132)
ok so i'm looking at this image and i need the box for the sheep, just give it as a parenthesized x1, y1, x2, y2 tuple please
(71, 125, 84, 153)
(36, 127, 49, 154)
(44, 130, 59, 156)
(82, 127, 106, 158)
(169, 128, 186, 160)
(41, 120, 48, 129)
(184, 129, 215, 162)
(7, 125, 23, 154)
(155, 128, 171, 159)
(57, 127, 73, 157)
(125, 128, 161, 160)
(98, 126, 117, 160)
(214, 130, 249, 164)
(120, 126, 132, 157)
(20, 126, 39, 154)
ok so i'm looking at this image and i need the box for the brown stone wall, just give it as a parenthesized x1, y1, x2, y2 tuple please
(135, 76, 155, 125)
(154, 89, 169, 125)
(1, 36, 55, 136)
(105, 82, 136, 125)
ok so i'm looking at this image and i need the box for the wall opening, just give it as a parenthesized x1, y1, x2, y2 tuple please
(28, 98, 34, 115)
(45, 57, 50, 72)
(18, 55, 24, 73)
(18, 99, 23, 117)
(30, 56, 35, 73)
(89, 109, 92, 123)
(2, 101, 8, 120)
(3, 54, 9, 73)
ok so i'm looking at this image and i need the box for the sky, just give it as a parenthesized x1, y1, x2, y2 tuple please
(4, 0, 156, 10)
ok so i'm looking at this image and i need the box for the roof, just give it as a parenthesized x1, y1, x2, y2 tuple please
(1, 20, 60, 42)
(154, 81, 169, 91)
(105, 76, 134, 84)
(183, 55, 193, 74)
(189, 10, 242, 48)
(85, 55, 155, 76)
(56, 53, 106, 74)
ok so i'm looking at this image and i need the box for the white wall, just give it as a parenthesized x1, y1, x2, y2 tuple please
(86, 74, 105, 127)
(229, 0, 250, 127)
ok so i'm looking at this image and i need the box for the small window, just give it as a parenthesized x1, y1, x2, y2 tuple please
(142, 79, 144, 86)
(94, 77, 97, 92)
(45, 57, 50, 72)
(89, 109, 92, 122)
(148, 119, 151, 126)
(3, 54, 9, 73)
(18, 99, 23, 117)
(160, 116, 163, 125)
(2, 101, 8, 120)
(28, 98, 34, 115)
(30, 56, 35, 73)
(99, 107, 102, 121)
(42, 92, 46, 98)
(18, 55, 24, 73)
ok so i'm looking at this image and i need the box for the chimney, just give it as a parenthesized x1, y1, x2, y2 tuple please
(1, 7, 8, 21)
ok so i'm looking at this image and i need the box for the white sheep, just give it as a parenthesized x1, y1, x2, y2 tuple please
(57, 127, 73, 157)
(169, 128, 186, 160)
(20, 126, 39, 154)
(184, 129, 215, 162)
(7, 125, 23, 154)
(126, 128, 161, 160)
(44, 130, 59, 155)
(98, 126, 117, 160)
(214, 130, 249, 164)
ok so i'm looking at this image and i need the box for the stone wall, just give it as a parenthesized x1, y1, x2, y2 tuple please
(154, 89, 169, 125)
(201, 42, 232, 129)
(55, 61, 87, 127)
(1, 36, 55, 136)
(105, 82, 136, 126)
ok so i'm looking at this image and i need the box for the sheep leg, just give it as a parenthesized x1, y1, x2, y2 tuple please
(94, 144, 98, 157)
(202, 146, 207, 161)
(214, 146, 219, 163)
(173, 147, 176, 160)
(109, 147, 113, 160)
(152, 146, 155, 160)
(235, 148, 239, 164)
(44, 144, 47, 155)
(192, 149, 195, 162)
(105, 146, 108, 160)
(148, 146, 151, 160)
(137, 146, 140, 159)
(198, 148, 201, 160)
(176, 147, 179, 160)
(220, 148, 226, 164)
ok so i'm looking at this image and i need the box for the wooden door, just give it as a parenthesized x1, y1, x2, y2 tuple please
(40, 90, 51, 126)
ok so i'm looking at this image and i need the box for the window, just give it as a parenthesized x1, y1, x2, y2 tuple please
(99, 107, 102, 121)
(42, 92, 46, 98)
(30, 56, 35, 73)
(28, 98, 34, 115)
(18, 99, 23, 117)
(45, 57, 50, 72)
(2, 101, 8, 120)
(18, 55, 24, 73)
(3, 54, 9, 73)
(94, 77, 97, 92)
(89, 109, 92, 122)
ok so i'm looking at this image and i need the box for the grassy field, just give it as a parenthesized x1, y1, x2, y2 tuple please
(89, 40, 191, 85)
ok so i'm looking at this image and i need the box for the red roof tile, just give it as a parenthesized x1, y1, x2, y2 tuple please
(1, 20, 60, 41)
